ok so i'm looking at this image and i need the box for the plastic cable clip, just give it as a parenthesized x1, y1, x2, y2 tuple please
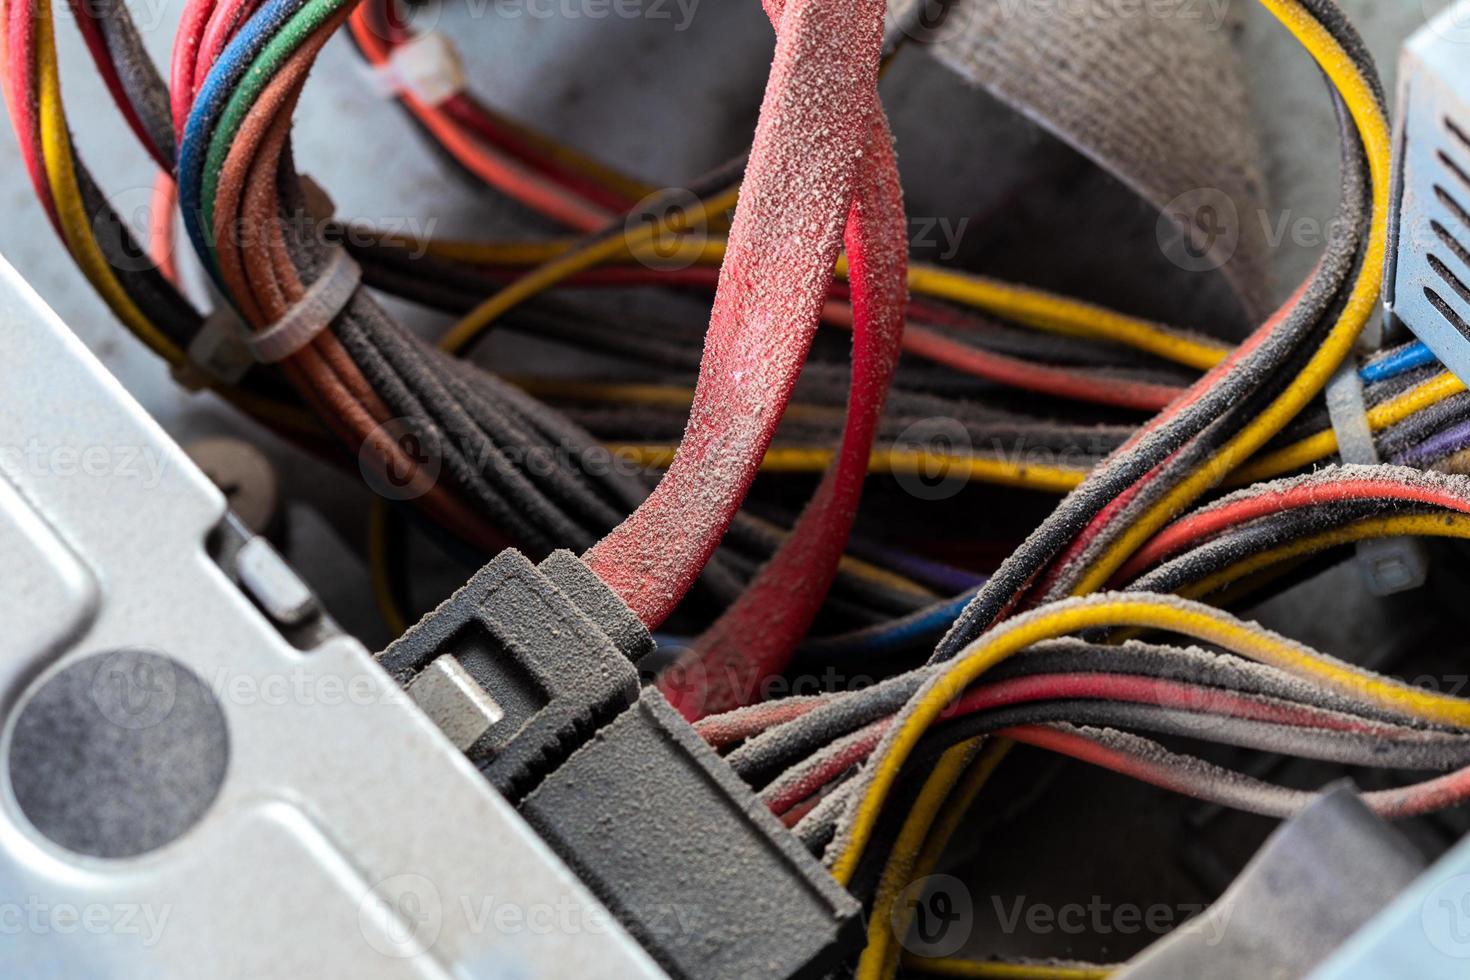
(175, 306, 255, 390)
(1325, 360, 1429, 595)
(244, 248, 362, 364)
(370, 32, 465, 106)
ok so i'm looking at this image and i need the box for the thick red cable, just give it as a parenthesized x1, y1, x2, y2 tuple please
(660, 109, 908, 719)
(582, 0, 888, 629)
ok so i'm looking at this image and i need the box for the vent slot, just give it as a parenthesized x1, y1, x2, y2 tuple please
(1435, 184, 1470, 230)
(1436, 221, 1470, 272)
(1429, 254, 1470, 307)
(1440, 150, 1470, 194)
(1427, 287, 1470, 342)
(1448, 115, 1470, 155)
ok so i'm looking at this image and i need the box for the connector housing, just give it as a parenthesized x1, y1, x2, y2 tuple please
(381, 548, 862, 978)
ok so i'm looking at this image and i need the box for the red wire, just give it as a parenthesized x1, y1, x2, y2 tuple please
(149, 172, 179, 283)
(765, 671, 1429, 817)
(582, 0, 889, 629)
(196, 0, 263, 91)
(346, 9, 613, 231)
(65, 0, 171, 171)
(438, 94, 638, 214)
(6, 0, 60, 229)
(1001, 723, 1470, 820)
(170, 0, 217, 143)
(1012, 277, 1320, 607)
(884, 314, 1182, 412)
(1115, 473, 1470, 582)
(660, 103, 908, 720)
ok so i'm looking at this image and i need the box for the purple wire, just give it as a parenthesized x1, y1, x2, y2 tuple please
(1394, 417, 1470, 468)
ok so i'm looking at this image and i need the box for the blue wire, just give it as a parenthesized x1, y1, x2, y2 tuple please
(1360, 340, 1439, 384)
(177, 0, 311, 278)
(798, 587, 980, 658)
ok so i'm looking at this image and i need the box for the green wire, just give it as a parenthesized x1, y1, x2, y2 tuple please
(199, 0, 352, 263)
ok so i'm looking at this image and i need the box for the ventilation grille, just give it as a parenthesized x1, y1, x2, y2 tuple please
(1425, 116, 1470, 339)
(1387, 26, 1470, 386)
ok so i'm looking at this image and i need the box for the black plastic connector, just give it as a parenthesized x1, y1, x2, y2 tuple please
(379, 548, 862, 979)
(521, 687, 862, 980)
(378, 549, 643, 801)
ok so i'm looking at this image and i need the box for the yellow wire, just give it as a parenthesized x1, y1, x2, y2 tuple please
(1068, 0, 1392, 595)
(414, 226, 1228, 371)
(35, 0, 185, 367)
(32, 0, 333, 438)
(1177, 512, 1470, 599)
(369, 497, 409, 638)
(860, 739, 1009, 980)
(1230, 371, 1466, 484)
(606, 444, 1089, 494)
(507, 376, 847, 425)
(828, 590, 1470, 885)
(437, 185, 741, 354)
(901, 956, 1115, 979)
(902, 265, 1229, 371)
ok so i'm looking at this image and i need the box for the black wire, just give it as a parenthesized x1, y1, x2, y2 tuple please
(930, 10, 1383, 658)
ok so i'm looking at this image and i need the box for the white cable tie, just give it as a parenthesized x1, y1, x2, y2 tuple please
(244, 248, 361, 364)
(1325, 360, 1429, 596)
(370, 32, 465, 106)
